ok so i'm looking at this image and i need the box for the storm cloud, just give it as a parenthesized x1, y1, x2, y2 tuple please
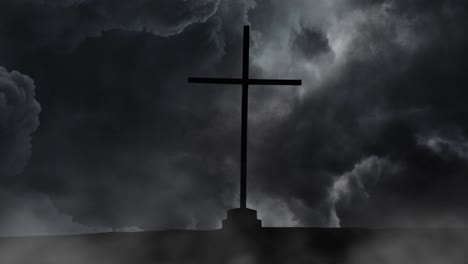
(0, 67, 40, 179)
(252, 0, 468, 227)
(0, 0, 220, 63)
(0, 0, 468, 234)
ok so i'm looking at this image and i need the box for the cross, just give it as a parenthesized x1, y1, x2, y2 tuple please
(188, 25, 302, 209)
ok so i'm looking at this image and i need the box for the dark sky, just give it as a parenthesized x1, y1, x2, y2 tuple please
(1, 0, 468, 235)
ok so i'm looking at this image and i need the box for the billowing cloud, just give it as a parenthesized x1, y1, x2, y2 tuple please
(291, 26, 333, 61)
(0, 67, 40, 179)
(0, 190, 108, 236)
(251, 0, 468, 228)
(0, 0, 221, 63)
(417, 131, 468, 161)
(9, 0, 254, 231)
(327, 156, 399, 227)
(1, 0, 468, 234)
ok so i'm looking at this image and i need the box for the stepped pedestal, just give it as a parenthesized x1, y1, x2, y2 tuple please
(222, 208, 262, 230)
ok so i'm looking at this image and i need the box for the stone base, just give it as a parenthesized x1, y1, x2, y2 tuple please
(222, 208, 262, 230)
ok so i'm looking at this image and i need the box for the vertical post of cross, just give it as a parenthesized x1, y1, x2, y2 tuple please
(240, 25, 250, 209)
(188, 26, 301, 227)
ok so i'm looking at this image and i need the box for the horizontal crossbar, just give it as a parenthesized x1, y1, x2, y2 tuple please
(188, 77, 301, 86)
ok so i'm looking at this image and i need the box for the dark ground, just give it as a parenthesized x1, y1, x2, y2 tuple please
(0, 228, 465, 264)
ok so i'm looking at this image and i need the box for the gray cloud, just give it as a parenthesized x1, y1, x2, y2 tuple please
(327, 156, 399, 227)
(1, 0, 468, 234)
(291, 26, 333, 61)
(9, 0, 255, 231)
(0, 67, 40, 179)
(0, 189, 122, 236)
(250, 0, 468, 227)
(417, 131, 468, 161)
(0, 0, 221, 63)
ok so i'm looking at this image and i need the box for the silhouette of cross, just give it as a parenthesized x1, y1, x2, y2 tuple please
(188, 25, 302, 209)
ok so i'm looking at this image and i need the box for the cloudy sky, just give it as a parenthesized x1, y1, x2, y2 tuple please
(0, 0, 468, 235)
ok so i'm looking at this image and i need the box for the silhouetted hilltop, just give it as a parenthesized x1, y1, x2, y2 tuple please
(0, 228, 465, 264)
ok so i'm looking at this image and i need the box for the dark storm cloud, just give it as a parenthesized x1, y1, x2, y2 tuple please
(2, 0, 257, 233)
(0, 0, 220, 63)
(0, 189, 121, 236)
(0, 67, 40, 179)
(291, 26, 332, 61)
(327, 156, 400, 227)
(417, 130, 468, 161)
(251, 0, 468, 227)
(18, 30, 231, 230)
(2, 0, 468, 234)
